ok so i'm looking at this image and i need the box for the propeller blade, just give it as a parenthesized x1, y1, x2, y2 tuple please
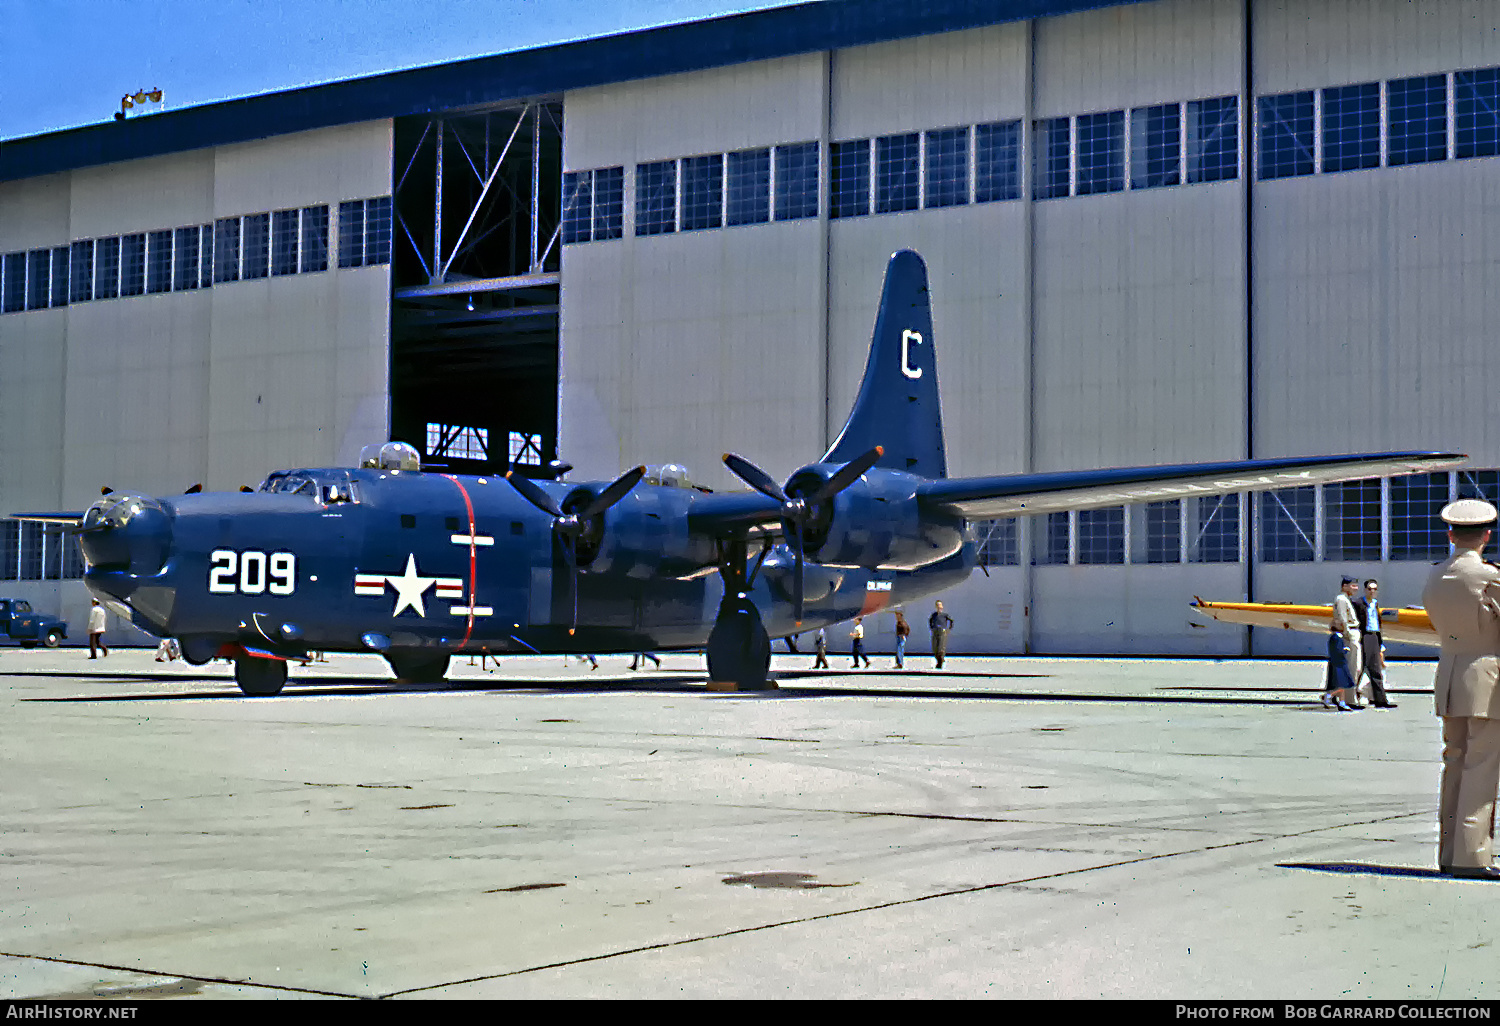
(505, 471, 563, 517)
(184, 483, 202, 494)
(563, 535, 579, 636)
(100, 486, 114, 496)
(578, 465, 646, 520)
(808, 446, 884, 504)
(722, 453, 788, 504)
(239, 485, 254, 493)
(791, 522, 805, 624)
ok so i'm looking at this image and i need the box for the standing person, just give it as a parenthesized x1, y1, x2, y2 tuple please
(1422, 499, 1500, 879)
(893, 611, 911, 669)
(813, 627, 828, 669)
(929, 600, 953, 669)
(629, 652, 661, 671)
(87, 600, 109, 659)
(849, 617, 871, 668)
(1329, 576, 1364, 709)
(1352, 578, 1397, 709)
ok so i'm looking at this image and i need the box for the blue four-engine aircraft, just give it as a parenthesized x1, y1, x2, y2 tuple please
(9, 251, 1465, 694)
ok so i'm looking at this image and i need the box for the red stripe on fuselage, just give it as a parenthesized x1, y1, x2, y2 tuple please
(439, 474, 478, 649)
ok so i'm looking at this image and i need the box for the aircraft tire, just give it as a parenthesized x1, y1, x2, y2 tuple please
(235, 657, 288, 697)
(706, 597, 773, 690)
(385, 653, 450, 684)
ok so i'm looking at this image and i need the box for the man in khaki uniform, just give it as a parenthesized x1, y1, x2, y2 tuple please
(1330, 576, 1363, 709)
(1422, 499, 1500, 879)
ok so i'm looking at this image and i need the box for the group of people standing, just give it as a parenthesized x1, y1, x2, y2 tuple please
(809, 600, 954, 670)
(1323, 576, 1397, 710)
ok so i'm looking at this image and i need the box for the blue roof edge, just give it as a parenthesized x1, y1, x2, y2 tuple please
(0, 0, 1138, 183)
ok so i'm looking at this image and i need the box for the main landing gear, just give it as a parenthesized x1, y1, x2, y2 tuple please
(705, 539, 774, 691)
(235, 655, 288, 696)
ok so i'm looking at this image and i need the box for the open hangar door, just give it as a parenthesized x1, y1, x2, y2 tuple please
(389, 100, 563, 478)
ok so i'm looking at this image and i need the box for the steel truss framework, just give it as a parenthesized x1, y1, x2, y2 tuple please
(389, 101, 563, 476)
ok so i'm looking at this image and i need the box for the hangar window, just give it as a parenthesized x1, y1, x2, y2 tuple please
(18, 522, 42, 581)
(1130, 103, 1181, 189)
(975, 120, 1021, 202)
(242, 214, 270, 279)
(1187, 96, 1238, 182)
(1075, 111, 1125, 195)
(1390, 472, 1451, 560)
(635, 160, 677, 236)
(1259, 487, 1316, 562)
(1077, 507, 1125, 564)
(146, 230, 172, 294)
(1, 252, 24, 312)
(924, 127, 968, 208)
(0, 522, 16, 579)
(680, 155, 723, 231)
(173, 226, 200, 291)
(1458, 469, 1500, 502)
(875, 133, 920, 213)
(68, 241, 93, 303)
(214, 218, 241, 282)
(773, 142, 819, 220)
(1189, 494, 1239, 563)
(199, 225, 214, 288)
(1322, 479, 1381, 560)
(1032, 511, 1070, 565)
(426, 423, 489, 462)
(509, 431, 542, 466)
(271, 209, 300, 276)
(560, 172, 591, 243)
(95, 237, 120, 300)
(1033, 117, 1070, 199)
(25, 249, 50, 309)
(830, 139, 871, 218)
(364, 197, 394, 262)
(1321, 83, 1380, 173)
(726, 148, 770, 226)
(1258, 91, 1315, 179)
(1456, 68, 1500, 159)
(975, 518, 1018, 567)
(1138, 500, 1182, 564)
(340, 200, 367, 262)
(120, 234, 146, 296)
(301, 206, 329, 272)
(49, 247, 68, 308)
(1387, 74, 1448, 166)
(591, 170, 623, 240)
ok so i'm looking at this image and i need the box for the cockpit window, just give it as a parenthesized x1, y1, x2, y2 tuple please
(258, 471, 360, 505)
(643, 463, 695, 490)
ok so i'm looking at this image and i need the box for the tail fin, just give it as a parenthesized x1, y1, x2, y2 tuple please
(823, 249, 947, 480)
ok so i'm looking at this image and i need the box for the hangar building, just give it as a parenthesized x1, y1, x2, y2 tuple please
(3, 0, 1498, 656)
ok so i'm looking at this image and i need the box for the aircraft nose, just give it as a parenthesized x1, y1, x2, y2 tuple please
(79, 493, 172, 577)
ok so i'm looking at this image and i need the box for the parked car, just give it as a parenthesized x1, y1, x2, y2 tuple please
(0, 599, 68, 648)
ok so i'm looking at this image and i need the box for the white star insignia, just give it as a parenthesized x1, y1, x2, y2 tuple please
(386, 554, 436, 617)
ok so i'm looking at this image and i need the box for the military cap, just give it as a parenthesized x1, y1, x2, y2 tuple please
(1440, 499, 1499, 527)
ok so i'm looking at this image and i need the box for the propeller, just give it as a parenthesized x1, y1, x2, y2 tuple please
(505, 464, 647, 634)
(721, 446, 884, 623)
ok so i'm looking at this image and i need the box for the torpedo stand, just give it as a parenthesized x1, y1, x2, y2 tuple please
(705, 538, 774, 691)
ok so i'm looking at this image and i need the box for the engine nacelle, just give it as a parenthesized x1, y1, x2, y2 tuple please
(566, 483, 717, 580)
(787, 466, 963, 571)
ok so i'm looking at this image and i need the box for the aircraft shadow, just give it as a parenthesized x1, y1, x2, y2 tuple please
(1277, 862, 1447, 880)
(25, 676, 1363, 705)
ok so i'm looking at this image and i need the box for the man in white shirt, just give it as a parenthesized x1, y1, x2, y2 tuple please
(87, 600, 109, 659)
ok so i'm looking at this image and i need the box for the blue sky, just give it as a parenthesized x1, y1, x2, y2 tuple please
(0, 0, 808, 141)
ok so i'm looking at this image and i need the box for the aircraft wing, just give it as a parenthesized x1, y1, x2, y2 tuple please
(915, 452, 1466, 519)
(1189, 599, 1439, 648)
